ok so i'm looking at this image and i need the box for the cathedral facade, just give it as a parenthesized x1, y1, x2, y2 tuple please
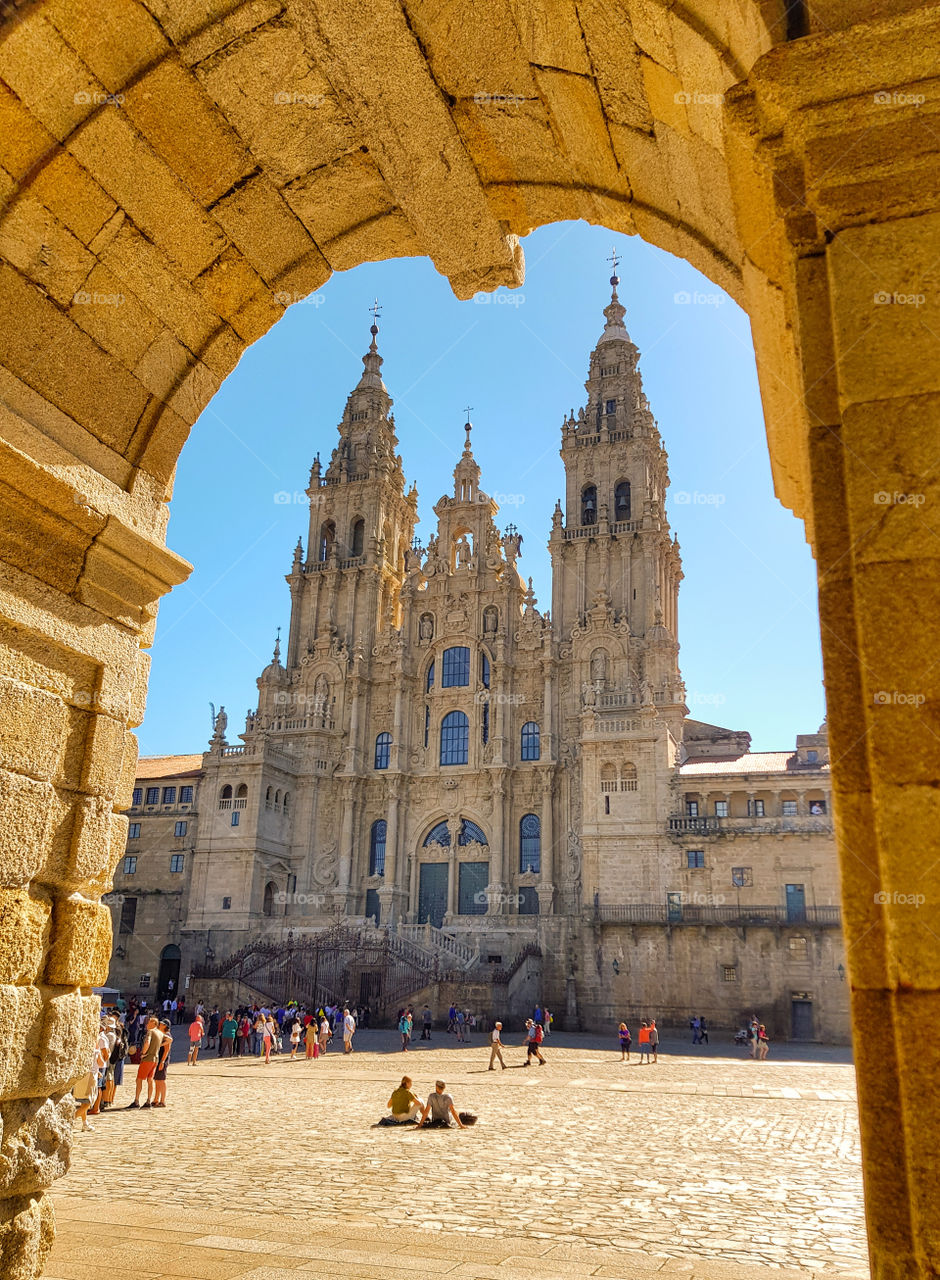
(110, 280, 848, 1040)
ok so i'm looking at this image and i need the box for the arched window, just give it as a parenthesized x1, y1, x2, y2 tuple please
(282, 791, 290, 814)
(219, 783, 232, 810)
(350, 517, 365, 557)
(426, 660, 435, 693)
(459, 819, 488, 846)
(424, 821, 451, 847)
(262, 881, 277, 916)
(440, 710, 469, 766)
(369, 819, 387, 875)
(615, 480, 631, 521)
(236, 783, 247, 798)
(265, 785, 273, 810)
(274, 790, 280, 809)
(520, 814, 541, 873)
(374, 731, 391, 770)
(581, 484, 597, 526)
(622, 762, 637, 792)
(318, 519, 335, 562)
(521, 721, 540, 761)
(481, 651, 490, 689)
(482, 701, 489, 745)
(442, 646, 470, 688)
(424, 704, 430, 748)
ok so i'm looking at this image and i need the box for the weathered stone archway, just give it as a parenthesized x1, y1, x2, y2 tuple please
(0, 1, 938, 1276)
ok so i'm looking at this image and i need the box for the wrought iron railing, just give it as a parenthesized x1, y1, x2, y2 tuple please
(593, 903, 842, 927)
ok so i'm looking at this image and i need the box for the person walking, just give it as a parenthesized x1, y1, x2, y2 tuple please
(699, 1016, 709, 1045)
(691, 1015, 701, 1044)
(649, 1019, 660, 1063)
(219, 1011, 237, 1057)
(318, 1014, 330, 1056)
(748, 1015, 760, 1059)
(488, 1021, 506, 1070)
(262, 1015, 273, 1064)
(187, 1011, 204, 1065)
(128, 1016, 163, 1107)
(542, 1009, 551, 1038)
(290, 1018, 302, 1060)
(637, 1020, 652, 1064)
(455, 1009, 466, 1043)
(343, 1007, 356, 1053)
(207, 1006, 220, 1050)
(757, 1024, 770, 1060)
(399, 1009, 412, 1051)
(523, 1019, 546, 1066)
(447, 1004, 456, 1034)
(421, 1005, 433, 1040)
(618, 1022, 631, 1061)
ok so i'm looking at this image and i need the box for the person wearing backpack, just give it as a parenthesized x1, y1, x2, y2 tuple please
(399, 1009, 412, 1051)
(523, 1019, 546, 1066)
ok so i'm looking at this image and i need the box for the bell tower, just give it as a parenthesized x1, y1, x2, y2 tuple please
(284, 304, 418, 668)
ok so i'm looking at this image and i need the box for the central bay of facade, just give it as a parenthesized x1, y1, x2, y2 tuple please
(125, 279, 844, 1037)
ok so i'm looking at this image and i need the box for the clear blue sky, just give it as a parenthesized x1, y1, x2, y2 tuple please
(139, 222, 825, 756)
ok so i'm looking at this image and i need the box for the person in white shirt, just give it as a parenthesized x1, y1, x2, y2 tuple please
(343, 1008, 356, 1053)
(488, 1021, 506, 1070)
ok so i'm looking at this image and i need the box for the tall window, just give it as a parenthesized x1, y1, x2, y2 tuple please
(687, 849, 705, 869)
(614, 480, 631, 521)
(318, 520, 335, 562)
(521, 721, 540, 761)
(424, 705, 430, 748)
(520, 814, 541, 873)
(440, 711, 469, 765)
(369, 819, 387, 876)
(132, 787, 142, 806)
(442, 646, 471, 688)
(426, 660, 435, 692)
(481, 651, 490, 688)
(145, 787, 159, 805)
(482, 702, 489, 745)
(374, 732, 391, 770)
(123, 855, 137, 874)
(119, 897, 137, 934)
(231, 811, 240, 827)
(581, 484, 597, 526)
(180, 786, 194, 804)
(350, 518, 365, 557)
(162, 786, 176, 804)
(170, 854, 185, 873)
(128, 823, 141, 839)
(174, 821, 187, 837)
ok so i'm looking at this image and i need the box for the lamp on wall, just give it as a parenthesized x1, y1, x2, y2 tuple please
(837, 963, 845, 982)
(114, 943, 126, 959)
(612, 958, 620, 975)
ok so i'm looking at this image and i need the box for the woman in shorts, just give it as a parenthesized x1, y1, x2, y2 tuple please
(152, 1020, 173, 1107)
(618, 1022, 631, 1061)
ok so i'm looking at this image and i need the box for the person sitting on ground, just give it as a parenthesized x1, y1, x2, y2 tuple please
(416, 1080, 468, 1129)
(385, 1075, 425, 1123)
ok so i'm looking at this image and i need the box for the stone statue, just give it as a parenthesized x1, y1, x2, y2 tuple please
(420, 613, 434, 643)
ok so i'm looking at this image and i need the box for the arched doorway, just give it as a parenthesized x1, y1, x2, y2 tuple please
(157, 945, 181, 1000)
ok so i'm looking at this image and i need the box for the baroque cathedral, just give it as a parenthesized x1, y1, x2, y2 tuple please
(116, 274, 848, 1039)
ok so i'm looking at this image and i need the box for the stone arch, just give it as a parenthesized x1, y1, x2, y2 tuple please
(0, 3, 934, 1275)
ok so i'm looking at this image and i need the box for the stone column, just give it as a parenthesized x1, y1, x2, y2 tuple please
(726, 22, 940, 1275)
(538, 767, 555, 915)
(334, 786, 356, 913)
(378, 780, 404, 923)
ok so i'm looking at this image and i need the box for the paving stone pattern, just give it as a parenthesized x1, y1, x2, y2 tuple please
(49, 1033, 869, 1280)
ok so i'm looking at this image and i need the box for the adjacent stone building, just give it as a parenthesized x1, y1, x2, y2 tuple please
(110, 281, 848, 1040)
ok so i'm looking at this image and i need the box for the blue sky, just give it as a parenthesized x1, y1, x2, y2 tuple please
(140, 221, 825, 756)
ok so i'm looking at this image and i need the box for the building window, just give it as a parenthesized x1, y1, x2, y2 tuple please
(424, 705, 430, 749)
(123, 855, 137, 874)
(806, 749, 818, 762)
(605, 398, 616, 414)
(714, 801, 729, 817)
(180, 786, 194, 804)
(782, 799, 798, 816)
(604, 795, 610, 815)
(231, 811, 240, 826)
(318, 519, 335, 562)
(128, 823, 141, 839)
(174, 821, 187, 837)
(458, 862, 488, 915)
(162, 786, 176, 804)
(482, 702, 489, 745)
(459, 820, 488, 846)
(442, 646, 471, 688)
(809, 799, 827, 815)
(748, 799, 765, 817)
(219, 784, 232, 810)
(426, 660, 435, 692)
(614, 480, 631, 521)
(722, 966, 737, 982)
(369, 820, 387, 876)
(424, 821, 451, 847)
(170, 854, 185, 873)
(440, 711, 469, 766)
(283, 792, 290, 815)
(350, 517, 365, 557)
(732, 866, 753, 887)
(686, 800, 699, 817)
(521, 721, 540, 761)
(519, 814, 541, 874)
(222, 896, 231, 910)
(581, 484, 597, 526)
(518, 885, 539, 915)
(789, 936, 808, 957)
(145, 787, 159, 805)
(621, 762, 638, 791)
(481, 651, 490, 689)
(374, 732, 391, 770)
(132, 788, 142, 806)
(686, 850, 705, 869)
(119, 897, 137, 934)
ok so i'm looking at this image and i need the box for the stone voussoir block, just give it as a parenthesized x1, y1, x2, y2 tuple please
(0, 888, 52, 987)
(0, 1094, 74, 1200)
(0, 1190, 55, 1280)
(45, 895, 113, 988)
(0, 771, 54, 891)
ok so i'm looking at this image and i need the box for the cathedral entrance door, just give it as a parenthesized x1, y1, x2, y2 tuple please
(418, 863, 448, 928)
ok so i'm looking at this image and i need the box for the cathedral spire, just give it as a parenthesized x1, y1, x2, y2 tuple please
(453, 411, 481, 502)
(355, 298, 387, 392)
(599, 249, 630, 345)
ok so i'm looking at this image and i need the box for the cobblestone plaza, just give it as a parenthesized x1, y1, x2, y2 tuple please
(49, 1033, 868, 1280)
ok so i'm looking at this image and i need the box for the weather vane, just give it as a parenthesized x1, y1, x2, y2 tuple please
(608, 247, 620, 282)
(463, 405, 473, 421)
(369, 298, 382, 325)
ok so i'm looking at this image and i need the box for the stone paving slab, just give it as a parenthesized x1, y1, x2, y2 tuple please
(49, 1034, 870, 1279)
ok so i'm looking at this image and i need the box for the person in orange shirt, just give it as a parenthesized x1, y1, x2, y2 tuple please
(637, 1020, 652, 1064)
